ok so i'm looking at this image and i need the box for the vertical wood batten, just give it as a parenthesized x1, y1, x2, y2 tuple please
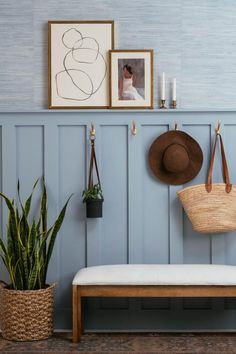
(169, 185, 184, 312)
(128, 122, 143, 313)
(169, 123, 184, 312)
(223, 124, 236, 311)
(2, 124, 17, 197)
(128, 121, 143, 263)
(44, 123, 60, 301)
(57, 125, 87, 328)
(169, 121, 184, 264)
(210, 122, 226, 266)
(86, 123, 102, 267)
(1, 123, 16, 283)
(85, 123, 102, 319)
(210, 123, 226, 311)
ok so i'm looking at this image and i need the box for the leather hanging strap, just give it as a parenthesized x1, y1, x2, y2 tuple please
(88, 138, 101, 189)
(205, 132, 232, 193)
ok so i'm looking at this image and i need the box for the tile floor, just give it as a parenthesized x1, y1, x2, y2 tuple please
(1, 332, 236, 353)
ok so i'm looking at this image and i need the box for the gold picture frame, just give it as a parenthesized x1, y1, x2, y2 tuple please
(109, 49, 154, 109)
(48, 20, 115, 109)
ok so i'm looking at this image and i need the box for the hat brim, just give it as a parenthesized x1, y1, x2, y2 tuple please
(148, 131, 203, 185)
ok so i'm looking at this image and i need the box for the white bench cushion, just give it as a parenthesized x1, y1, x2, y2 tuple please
(72, 264, 236, 286)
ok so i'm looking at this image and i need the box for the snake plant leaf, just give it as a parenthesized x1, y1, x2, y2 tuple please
(40, 178, 48, 264)
(0, 193, 18, 246)
(41, 178, 47, 232)
(17, 180, 23, 211)
(28, 260, 38, 290)
(24, 178, 39, 217)
(28, 220, 37, 255)
(7, 256, 17, 289)
(0, 237, 7, 257)
(0, 239, 11, 275)
(14, 258, 24, 290)
(38, 226, 53, 286)
(19, 179, 38, 245)
(22, 246, 29, 288)
(7, 209, 20, 266)
(17, 179, 38, 250)
(19, 213, 29, 248)
(17, 179, 39, 218)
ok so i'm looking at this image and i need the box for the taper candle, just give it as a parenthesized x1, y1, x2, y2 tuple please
(173, 78, 176, 101)
(161, 72, 165, 100)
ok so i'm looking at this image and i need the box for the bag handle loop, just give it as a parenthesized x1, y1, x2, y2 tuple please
(205, 131, 232, 193)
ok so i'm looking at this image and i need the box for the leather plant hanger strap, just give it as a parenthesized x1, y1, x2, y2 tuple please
(88, 140, 101, 189)
(205, 132, 232, 193)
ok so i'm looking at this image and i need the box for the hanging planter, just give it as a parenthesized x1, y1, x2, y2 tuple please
(85, 196, 104, 218)
(82, 127, 104, 218)
(83, 183, 104, 218)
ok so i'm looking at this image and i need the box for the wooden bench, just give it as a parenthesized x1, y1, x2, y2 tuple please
(72, 264, 236, 342)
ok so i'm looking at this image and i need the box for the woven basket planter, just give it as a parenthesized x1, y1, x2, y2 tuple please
(0, 283, 56, 341)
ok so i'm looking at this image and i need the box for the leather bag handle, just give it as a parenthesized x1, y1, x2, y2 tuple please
(205, 132, 232, 193)
(88, 138, 101, 189)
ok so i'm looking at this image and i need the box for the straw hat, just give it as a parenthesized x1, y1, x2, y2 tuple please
(148, 130, 203, 185)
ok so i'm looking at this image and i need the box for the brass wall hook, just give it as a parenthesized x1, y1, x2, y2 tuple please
(216, 121, 221, 135)
(174, 122, 178, 131)
(131, 121, 137, 136)
(90, 123, 96, 139)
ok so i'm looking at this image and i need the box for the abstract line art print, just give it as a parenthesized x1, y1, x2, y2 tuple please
(49, 21, 114, 108)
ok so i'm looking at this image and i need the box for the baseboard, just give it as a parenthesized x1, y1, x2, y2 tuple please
(53, 329, 236, 333)
(2, 329, 236, 334)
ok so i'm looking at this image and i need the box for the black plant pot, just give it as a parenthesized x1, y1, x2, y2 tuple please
(86, 199, 104, 218)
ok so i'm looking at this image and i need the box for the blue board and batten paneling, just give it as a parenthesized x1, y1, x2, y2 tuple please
(1, 111, 236, 330)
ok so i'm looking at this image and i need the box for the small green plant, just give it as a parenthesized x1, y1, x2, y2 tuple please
(82, 183, 103, 203)
(0, 178, 72, 290)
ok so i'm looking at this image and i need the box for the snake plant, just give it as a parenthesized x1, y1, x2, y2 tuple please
(0, 178, 72, 290)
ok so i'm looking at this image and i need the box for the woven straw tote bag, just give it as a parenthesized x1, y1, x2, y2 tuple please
(178, 131, 236, 233)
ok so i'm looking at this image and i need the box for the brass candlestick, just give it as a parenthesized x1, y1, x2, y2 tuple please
(172, 100, 177, 109)
(160, 99, 167, 109)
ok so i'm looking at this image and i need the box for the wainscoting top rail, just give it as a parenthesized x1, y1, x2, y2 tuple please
(1, 108, 236, 113)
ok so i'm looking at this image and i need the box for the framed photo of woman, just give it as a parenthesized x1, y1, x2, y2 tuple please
(109, 49, 154, 109)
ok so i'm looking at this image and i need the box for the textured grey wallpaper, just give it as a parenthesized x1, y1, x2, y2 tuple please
(1, 0, 236, 110)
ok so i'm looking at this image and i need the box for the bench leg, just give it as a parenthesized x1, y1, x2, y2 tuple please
(72, 285, 82, 343)
(81, 298, 84, 334)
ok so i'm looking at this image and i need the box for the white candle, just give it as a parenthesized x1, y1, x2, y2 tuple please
(173, 78, 176, 101)
(161, 72, 165, 100)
